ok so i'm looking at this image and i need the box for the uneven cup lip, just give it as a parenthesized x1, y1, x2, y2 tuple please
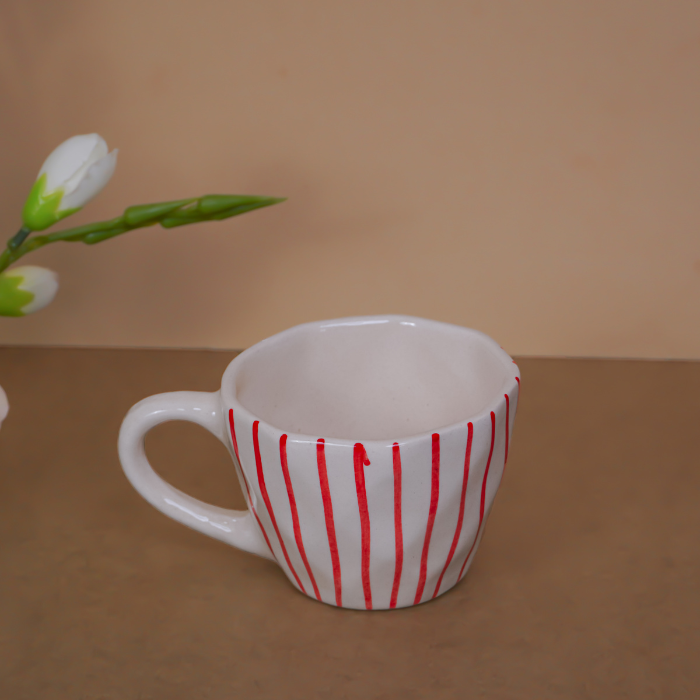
(221, 314, 520, 447)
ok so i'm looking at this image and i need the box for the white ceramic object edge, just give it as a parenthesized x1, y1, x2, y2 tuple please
(0, 384, 8, 428)
(117, 389, 274, 560)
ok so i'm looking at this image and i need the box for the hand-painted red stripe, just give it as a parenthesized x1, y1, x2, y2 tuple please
(227, 410, 275, 557)
(432, 422, 473, 599)
(279, 434, 321, 601)
(252, 421, 306, 593)
(390, 442, 404, 609)
(414, 433, 441, 605)
(316, 439, 342, 607)
(458, 411, 496, 581)
(228, 409, 241, 462)
(353, 443, 372, 610)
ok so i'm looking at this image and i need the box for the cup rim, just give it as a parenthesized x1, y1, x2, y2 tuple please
(221, 314, 520, 446)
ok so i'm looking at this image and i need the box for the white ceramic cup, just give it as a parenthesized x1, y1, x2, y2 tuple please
(118, 315, 520, 610)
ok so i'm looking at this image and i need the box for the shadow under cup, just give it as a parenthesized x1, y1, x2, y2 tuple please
(222, 316, 520, 609)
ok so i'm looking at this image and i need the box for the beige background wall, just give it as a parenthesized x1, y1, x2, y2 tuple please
(0, 1, 698, 358)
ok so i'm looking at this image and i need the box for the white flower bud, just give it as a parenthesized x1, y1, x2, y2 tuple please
(0, 265, 59, 316)
(22, 134, 118, 231)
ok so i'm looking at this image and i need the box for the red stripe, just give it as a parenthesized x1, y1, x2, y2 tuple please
(227, 410, 275, 557)
(458, 411, 496, 581)
(228, 409, 241, 462)
(414, 433, 441, 605)
(390, 443, 403, 609)
(353, 443, 372, 610)
(432, 422, 473, 599)
(252, 421, 305, 593)
(279, 434, 321, 601)
(316, 439, 342, 607)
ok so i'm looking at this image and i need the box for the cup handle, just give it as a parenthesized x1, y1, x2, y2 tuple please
(118, 390, 274, 561)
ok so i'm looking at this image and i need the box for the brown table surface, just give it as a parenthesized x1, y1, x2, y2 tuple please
(0, 347, 698, 699)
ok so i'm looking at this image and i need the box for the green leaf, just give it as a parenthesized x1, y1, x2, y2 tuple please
(209, 200, 283, 220)
(124, 199, 196, 226)
(58, 216, 126, 241)
(82, 225, 131, 244)
(160, 215, 203, 229)
(197, 195, 272, 215)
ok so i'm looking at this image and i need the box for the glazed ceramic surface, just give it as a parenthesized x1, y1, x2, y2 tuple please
(118, 315, 520, 609)
(0, 384, 7, 428)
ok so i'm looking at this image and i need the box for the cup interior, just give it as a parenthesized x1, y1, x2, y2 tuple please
(225, 316, 514, 441)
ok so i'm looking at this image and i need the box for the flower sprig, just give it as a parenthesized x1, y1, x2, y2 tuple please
(0, 193, 284, 274)
(0, 134, 285, 316)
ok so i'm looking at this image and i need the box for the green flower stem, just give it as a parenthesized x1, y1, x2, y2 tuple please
(0, 194, 285, 273)
(7, 226, 32, 251)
